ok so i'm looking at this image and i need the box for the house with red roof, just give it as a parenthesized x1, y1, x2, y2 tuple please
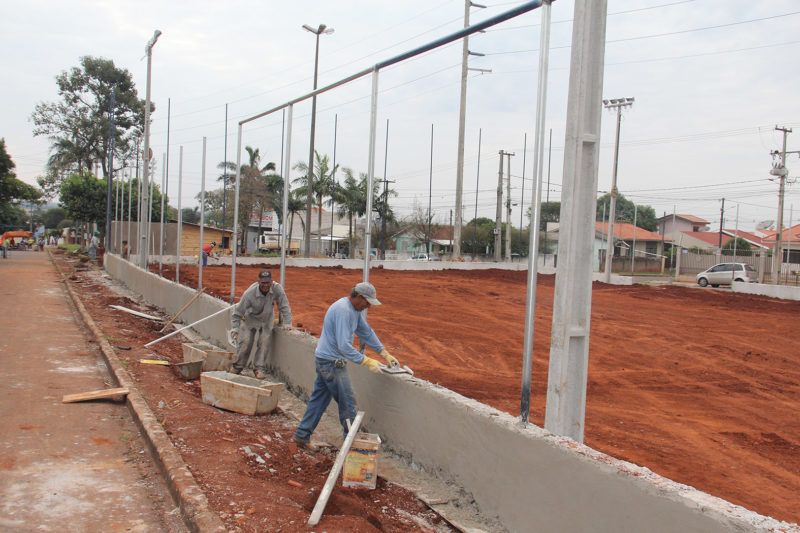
(760, 223, 800, 263)
(549, 221, 668, 271)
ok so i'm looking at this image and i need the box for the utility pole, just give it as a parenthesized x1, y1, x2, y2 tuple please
(718, 198, 725, 249)
(454, 0, 487, 259)
(495, 150, 504, 262)
(504, 151, 515, 261)
(771, 126, 792, 283)
(602, 97, 634, 282)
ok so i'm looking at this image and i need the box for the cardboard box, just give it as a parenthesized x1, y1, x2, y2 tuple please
(342, 432, 381, 489)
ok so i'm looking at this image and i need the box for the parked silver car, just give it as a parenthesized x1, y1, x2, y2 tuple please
(696, 262, 755, 287)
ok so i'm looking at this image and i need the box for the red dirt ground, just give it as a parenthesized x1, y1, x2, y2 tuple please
(168, 263, 800, 526)
(55, 253, 456, 533)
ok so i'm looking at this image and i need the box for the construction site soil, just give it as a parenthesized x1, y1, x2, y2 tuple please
(63, 254, 800, 528)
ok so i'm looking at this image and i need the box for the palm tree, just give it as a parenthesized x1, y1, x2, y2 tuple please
(286, 189, 305, 255)
(220, 146, 276, 253)
(293, 150, 337, 255)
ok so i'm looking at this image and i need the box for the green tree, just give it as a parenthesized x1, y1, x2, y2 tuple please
(182, 207, 201, 224)
(596, 193, 657, 232)
(41, 207, 67, 229)
(31, 56, 145, 195)
(286, 189, 306, 253)
(722, 237, 752, 254)
(221, 146, 276, 253)
(294, 151, 337, 255)
(0, 139, 43, 228)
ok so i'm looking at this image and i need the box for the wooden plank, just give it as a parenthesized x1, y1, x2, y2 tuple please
(307, 411, 365, 527)
(110, 305, 163, 321)
(159, 287, 205, 332)
(62, 387, 130, 403)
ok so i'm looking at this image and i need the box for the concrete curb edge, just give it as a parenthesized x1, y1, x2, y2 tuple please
(50, 252, 227, 533)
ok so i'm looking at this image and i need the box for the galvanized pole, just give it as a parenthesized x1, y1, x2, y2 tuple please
(222, 104, 228, 247)
(159, 152, 165, 276)
(176, 146, 183, 284)
(230, 124, 244, 304)
(631, 204, 637, 274)
(363, 69, 379, 281)
(330, 114, 338, 257)
(280, 106, 293, 291)
(114, 166, 120, 253)
(543, 128, 552, 264)
(520, 0, 551, 423)
(163, 98, 171, 270)
(519, 133, 527, 255)
(426, 124, 434, 259)
(472, 128, 482, 260)
(198, 137, 207, 290)
(379, 119, 389, 259)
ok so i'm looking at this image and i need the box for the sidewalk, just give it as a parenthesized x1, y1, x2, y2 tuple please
(0, 251, 185, 532)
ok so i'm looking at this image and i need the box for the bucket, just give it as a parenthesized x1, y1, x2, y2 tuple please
(342, 432, 381, 489)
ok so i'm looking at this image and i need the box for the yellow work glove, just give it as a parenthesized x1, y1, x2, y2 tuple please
(380, 349, 399, 368)
(360, 356, 381, 373)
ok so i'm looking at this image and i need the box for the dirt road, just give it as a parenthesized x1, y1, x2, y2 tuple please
(170, 264, 800, 525)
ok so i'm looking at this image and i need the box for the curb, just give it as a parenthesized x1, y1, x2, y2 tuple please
(51, 252, 227, 533)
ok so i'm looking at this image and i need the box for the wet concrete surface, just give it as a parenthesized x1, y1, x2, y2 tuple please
(0, 250, 186, 532)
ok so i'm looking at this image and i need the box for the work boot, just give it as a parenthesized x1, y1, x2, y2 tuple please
(229, 367, 242, 375)
(255, 370, 267, 379)
(292, 436, 318, 452)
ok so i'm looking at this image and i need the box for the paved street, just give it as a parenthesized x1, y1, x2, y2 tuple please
(0, 250, 185, 532)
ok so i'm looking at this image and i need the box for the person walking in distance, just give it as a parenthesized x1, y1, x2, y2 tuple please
(229, 270, 292, 379)
(292, 282, 400, 450)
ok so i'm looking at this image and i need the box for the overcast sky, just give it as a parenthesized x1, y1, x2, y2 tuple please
(3, 0, 799, 231)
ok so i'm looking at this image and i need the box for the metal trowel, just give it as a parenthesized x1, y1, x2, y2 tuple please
(379, 363, 414, 376)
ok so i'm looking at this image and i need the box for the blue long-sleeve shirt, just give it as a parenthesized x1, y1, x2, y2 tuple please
(315, 297, 384, 364)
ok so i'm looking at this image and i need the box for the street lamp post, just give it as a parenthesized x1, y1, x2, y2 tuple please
(139, 29, 161, 268)
(302, 23, 334, 257)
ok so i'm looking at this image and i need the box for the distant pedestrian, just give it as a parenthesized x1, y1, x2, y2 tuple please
(292, 282, 400, 450)
(88, 231, 100, 262)
(1, 238, 8, 259)
(122, 240, 129, 260)
(229, 269, 292, 379)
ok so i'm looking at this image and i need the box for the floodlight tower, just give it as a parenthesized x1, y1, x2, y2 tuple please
(302, 23, 334, 257)
(602, 97, 634, 282)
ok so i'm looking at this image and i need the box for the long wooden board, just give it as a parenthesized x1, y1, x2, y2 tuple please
(62, 387, 130, 403)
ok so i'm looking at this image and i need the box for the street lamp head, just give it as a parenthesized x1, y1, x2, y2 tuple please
(303, 23, 334, 35)
(145, 30, 162, 52)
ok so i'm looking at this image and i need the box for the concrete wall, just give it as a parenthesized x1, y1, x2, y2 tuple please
(103, 253, 791, 533)
(733, 280, 800, 301)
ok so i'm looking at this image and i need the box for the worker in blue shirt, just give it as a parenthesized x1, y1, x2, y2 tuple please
(292, 282, 399, 450)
